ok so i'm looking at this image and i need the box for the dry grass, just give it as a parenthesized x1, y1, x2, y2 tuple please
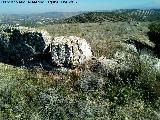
(39, 21, 150, 58)
(0, 21, 160, 119)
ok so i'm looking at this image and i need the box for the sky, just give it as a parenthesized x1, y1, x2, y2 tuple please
(0, 0, 160, 14)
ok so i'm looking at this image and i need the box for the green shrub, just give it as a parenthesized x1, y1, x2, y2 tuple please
(148, 22, 160, 33)
(148, 22, 160, 57)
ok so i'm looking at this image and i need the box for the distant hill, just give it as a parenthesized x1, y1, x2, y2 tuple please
(33, 12, 82, 19)
(123, 9, 160, 21)
(57, 9, 160, 23)
(1, 9, 160, 26)
(57, 12, 133, 23)
(2, 12, 81, 19)
(0, 12, 82, 26)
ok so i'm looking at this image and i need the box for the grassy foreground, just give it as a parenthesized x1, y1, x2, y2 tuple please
(0, 21, 160, 119)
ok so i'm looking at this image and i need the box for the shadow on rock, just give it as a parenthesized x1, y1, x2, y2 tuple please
(147, 31, 160, 58)
(0, 28, 49, 69)
(0, 28, 93, 71)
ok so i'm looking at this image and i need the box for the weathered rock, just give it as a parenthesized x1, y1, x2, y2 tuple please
(0, 27, 52, 65)
(50, 36, 92, 67)
(124, 39, 155, 54)
(92, 51, 140, 80)
(0, 27, 93, 69)
(140, 53, 160, 72)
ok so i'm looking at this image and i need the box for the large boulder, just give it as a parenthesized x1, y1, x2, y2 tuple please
(0, 27, 52, 65)
(0, 27, 93, 69)
(50, 36, 92, 67)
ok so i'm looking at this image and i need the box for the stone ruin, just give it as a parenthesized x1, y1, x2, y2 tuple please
(0, 26, 92, 69)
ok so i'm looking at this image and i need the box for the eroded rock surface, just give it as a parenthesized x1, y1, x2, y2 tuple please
(0, 27, 92, 69)
(0, 27, 52, 65)
(89, 51, 140, 80)
(50, 36, 92, 67)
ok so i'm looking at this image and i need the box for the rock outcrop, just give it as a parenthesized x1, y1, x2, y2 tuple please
(0, 27, 51, 65)
(0, 27, 92, 69)
(89, 51, 140, 80)
(124, 39, 154, 54)
(50, 36, 92, 67)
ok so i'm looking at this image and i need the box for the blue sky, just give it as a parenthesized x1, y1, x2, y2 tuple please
(0, 0, 160, 14)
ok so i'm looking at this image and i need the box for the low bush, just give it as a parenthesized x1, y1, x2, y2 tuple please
(148, 22, 160, 57)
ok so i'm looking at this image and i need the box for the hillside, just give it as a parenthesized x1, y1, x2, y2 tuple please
(1, 9, 160, 119)
(0, 12, 81, 26)
(1, 9, 160, 26)
(58, 9, 160, 23)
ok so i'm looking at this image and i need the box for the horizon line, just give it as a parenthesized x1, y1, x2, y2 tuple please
(1, 8, 160, 15)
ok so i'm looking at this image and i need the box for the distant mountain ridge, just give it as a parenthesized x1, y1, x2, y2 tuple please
(1, 9, 160, 26)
